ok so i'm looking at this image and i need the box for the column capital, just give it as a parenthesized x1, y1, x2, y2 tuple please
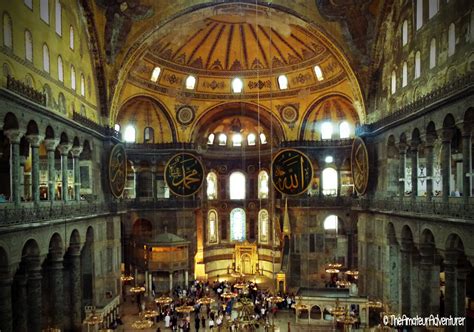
(44, 139, 60, 151)
(398, 142, 407, 153)
(4, 129, 25, 144)
(19, 155, 27, 165)
(441, 129, 453, 142)
(70, 146, 83, 157)
(57, 143, 72, 155)
(461, 124, 472, 137)
(26, 135, 44, 148)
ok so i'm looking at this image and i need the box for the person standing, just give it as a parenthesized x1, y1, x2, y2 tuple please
(201, 315, 206, 329)
(195, 314, 200, 331)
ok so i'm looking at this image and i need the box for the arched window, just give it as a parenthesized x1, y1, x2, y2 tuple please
(144, 127, 154, 143)
(416, 0, 423, 30)
(150, 66, 161, 82)
(218, 133, 227, 146)
(259, 209, 269, 243)
(80, 104, 86, 116)
(230, 208, 246, 241)
(414, 51, 421, 79)
(429, 38, 436, 69)
(3, 13, 12, 49)
(321, 122, 333, 140)
(25, 30, 33, 61)
(314, 65, 324, 81)
(207, 133, 215, 145)
(259, 133, 267, 144)
(69, 25, 74, 50)
(230, 171, 246, 200)
(80, 74, 85, 96)
(57, 56, 64, 82)
(70, 65, 76, 90)
(232, 77, 243, 93)
(323, 215, 338, 230)
(278, 74, 288, 89)
(258, 170, 269, 199)
(391, 70, 397, 94)
(339, 121, 350, 139)
(247, 133, 256, 146)
(322, 167, 338, 196)
(40, 0, 49, 23)
(232, 133, 242, 147)
(448, 23, 455, 56)
(124, 125, 136, 143)
(24, 0, 33, 9)
(185, 75, 196, 89)
(402, 62, 408, 87)
(55, 0, 62, 35)
(207, 172, 218, 200)
(428, 0, 438, 19)
(58, 92, 66, 113)
(402, 20, 408, 46)
(208, 210, 218, 243)
(43, 44, 50, 73)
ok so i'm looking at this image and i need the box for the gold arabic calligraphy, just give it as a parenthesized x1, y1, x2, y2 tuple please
(273, 150, 312, 195)
(169, 157, 201, 189)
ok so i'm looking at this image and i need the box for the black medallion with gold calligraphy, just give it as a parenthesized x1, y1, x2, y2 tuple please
(351, 137, 369, 195)
(108, 144, 127, 198)
(164, 153, 204, 196)
(271, 149, 313, 196)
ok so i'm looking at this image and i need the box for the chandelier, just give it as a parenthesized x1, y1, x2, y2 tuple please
(154, 294, 173, 305)
(120, 274, 134, 282)
(325, 262, 343, 274)
(196, 295, 215, 305)
(131, 318, 153, 329)
(83, 311, 103, 326)
(130, 286, 146, 294)
(176, 305, 194, 313)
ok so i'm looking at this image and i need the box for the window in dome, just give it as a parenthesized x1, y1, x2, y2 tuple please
(325, 156, 334, 164)
(207, 172, 218, 200)
(232, 133, 242, 147)
(414, 51, 421, 79)
(448, 23, 455, 56)
(24, 0, 33, 9)
(208, 210, 218, 243)
(55, 0, 62, 36)
(323, 215, 338, 230)
(44, 46, 51, 74)
(428, 0, 438, 19)
(185, 75, 196, 90)
(230, 208, 246, 241)
(70, 65, 76, 90)
(80, 74, 85, 96)
(402, 20, 408, 46)
(207, 133, 215, 145)
(416, 0, 423, 30)
(232, 77, 243, 93)
(391, 70, 396, 94)
(25, 30, 33, 62)
(259, 209, 269, 243)
(218, 133, 227, 146)
(247, 133, 256, 146)
(258, 170, 269, 199)
(69, 26, 74, 50)
(40, 0, 49, 23)
(430, 38, 436, 69)
(124, 125, 136, 143)
(322, 167, 338, 196)
(114, 124, 120, 132)
(314, 65, 324, 81)
(58, 56, 64, 82)
(259, 133, 267, 144)
(339, 121, 350, 139)
(230, 172, 246, 200)
(278, 75, 288, 90)
(402, 62, 408, 87)
(144, 127, 154, 143)
(150, 67, 161, 82)
(3, 13, 12, 49)
(321, 122, 333, 140)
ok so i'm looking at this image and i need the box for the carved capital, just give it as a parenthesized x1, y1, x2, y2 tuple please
(26, 135, 44, 148)
(44, 139, 60, 152)
(57, 143, 72, 156)
(70, 146, 83, 158)
(4, 129, 25, 144)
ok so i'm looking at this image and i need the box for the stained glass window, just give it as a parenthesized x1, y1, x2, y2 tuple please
(230, 208, 246, 241)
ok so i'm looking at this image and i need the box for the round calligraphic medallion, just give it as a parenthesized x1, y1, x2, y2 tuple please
(164, 153, 204, 196)
(351, 137, 369, 195)
(271, 149, 313, 196)
(281, 105, 298, 124)
(176, 106, 195, 126)
(108, 144, 127, 198)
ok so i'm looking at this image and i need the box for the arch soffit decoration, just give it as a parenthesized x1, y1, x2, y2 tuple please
(109, 2, 365, 125)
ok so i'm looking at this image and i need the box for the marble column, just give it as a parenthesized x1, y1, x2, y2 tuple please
(444, 261, 457, 318)
(400, 247, 411, 315)
(50, 257, 64, 329)
(26, 135, 44, 204)
(185, 270, 189, 287)
(71, 146, 83, 202)
(5, 129, 24, 205)
(69, 252, 82, 331)
(0, 277, 13, 332)
(336, 165, 342, 197)
(27, 266, 42, 332)
(410, 146, 418, 200)
(461, 127, 472, 204)
(13, 274, 28, 332)
(419, 250, 439, 317)
(456, 269, 467, 321)
(151, 164, 157, 199)
(425, 141, 434, 201)
(19, 155, 26, 201)
(58, 143, 72, 202)
(398, 144, 407, 200)
(441, 131, 452, 203)
(319, 170, 324, 197)
(44, 139, 59, 202)
(169, 272, 173, 291)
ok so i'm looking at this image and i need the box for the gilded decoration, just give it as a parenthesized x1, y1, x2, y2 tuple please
(164, 153, 204, 197)
(351, 137, 369, 195)
(108, 144, 127, 198)
(271, 149, 313, 196)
